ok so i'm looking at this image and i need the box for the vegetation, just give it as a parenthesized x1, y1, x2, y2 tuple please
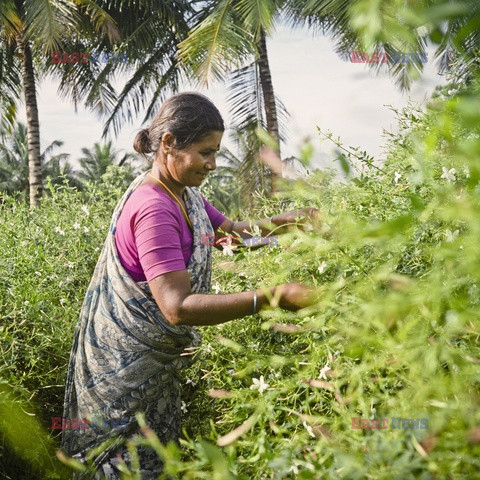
(1, 76, 480, 477)
(77, 141, 142, 185)
(0, 122, 81, 198)
(0, 121, 143, 199)
(0, 0, 118, 206)
(1, 0, 480, 478)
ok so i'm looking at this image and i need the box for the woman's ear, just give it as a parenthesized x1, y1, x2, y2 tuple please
(161, 132, 176, 155)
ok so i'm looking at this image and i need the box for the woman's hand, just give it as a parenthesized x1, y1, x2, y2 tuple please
(274, 207, 319, 228)
(274, 282, 317, 311)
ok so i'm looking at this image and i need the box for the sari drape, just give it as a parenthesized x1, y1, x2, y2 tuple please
(61, 172, 213, 477)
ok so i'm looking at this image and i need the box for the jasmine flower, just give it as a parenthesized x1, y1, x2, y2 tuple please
(303, 421, 315, 438)
(445, 229, 459, 243)
(441, 167, 456, 182)
(319, 363, 331, 380)
(250, 375, 270, 394)
(318, 261, 328, 274)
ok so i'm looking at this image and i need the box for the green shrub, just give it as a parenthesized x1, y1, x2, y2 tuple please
(1, 86, 480, 479)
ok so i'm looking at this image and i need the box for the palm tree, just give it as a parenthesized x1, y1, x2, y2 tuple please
(0, 122, 78, 198)
(50, 1, 197, 138)
(42, 141, 84, 191)
(0, 0, 118, 207)
(177, 1, 286, 154)
(77, 141, 139, 184)
(178, 0, 480, 140)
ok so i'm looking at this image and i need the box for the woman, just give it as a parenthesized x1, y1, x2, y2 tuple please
(61, 92, 316, 479)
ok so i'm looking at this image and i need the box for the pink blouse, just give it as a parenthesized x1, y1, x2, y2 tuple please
(115, 184, 226, 282)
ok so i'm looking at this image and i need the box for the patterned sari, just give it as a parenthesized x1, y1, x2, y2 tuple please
(61, 172, 213, 478)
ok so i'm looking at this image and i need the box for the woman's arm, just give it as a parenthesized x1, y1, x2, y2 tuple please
(148, 270, 315, 326)
(216, 207, 319, 240)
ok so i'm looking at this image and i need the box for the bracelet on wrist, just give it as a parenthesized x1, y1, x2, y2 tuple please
(253, 290, 258, 314)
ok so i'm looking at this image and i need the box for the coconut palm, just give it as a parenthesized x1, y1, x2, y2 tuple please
(177, 0, 286, 153)
(51, 0, 197, 138)
(0, 122, 78, 198)
(0, 0, 118, 206)
(297, 0, 480, 89)
(77, 141, 139, 184)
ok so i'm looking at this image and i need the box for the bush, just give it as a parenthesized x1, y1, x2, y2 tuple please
(1, 83, 480, 479)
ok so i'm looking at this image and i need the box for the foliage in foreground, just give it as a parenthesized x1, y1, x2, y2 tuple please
(1, 80, 480, 478)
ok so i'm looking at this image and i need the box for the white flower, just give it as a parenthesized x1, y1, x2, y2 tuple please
(250, 375, 270, 394)
(441, 167, 456, 182)
(81, 205, 90, 216)
(303, 421, 315, 438)
(181, 401, 188, 414)
(222, 244, 234, 256)
(67, 262, 75, 269)
(394, 171, 402, 184)
(370, 406, 376, 420)
(317, 261, 328, 274)
(212, 282, 221, 294)
(445, 229, 459, 243)
(185, 378, 194, 386)
(60, 298, 67, 306)
(73, 222, 80, 230)
(464, 167, 470, 178)
(54, 226, 65, 236)
(35, 271, 41, 277)
(289, 464, 299, 475)
(319, 362, 331, 380)
(83, 226, 90, 234)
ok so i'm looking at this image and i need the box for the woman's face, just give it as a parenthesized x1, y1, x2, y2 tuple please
(161, 130, 223, 187)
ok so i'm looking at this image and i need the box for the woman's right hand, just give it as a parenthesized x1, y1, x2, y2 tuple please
(274, 283, 317, 311)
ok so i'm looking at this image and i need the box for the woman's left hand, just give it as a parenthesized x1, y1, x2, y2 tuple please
(274, 207, 319, 227)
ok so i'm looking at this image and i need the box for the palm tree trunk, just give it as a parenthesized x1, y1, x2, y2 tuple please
(257, 29, 280, 155)
(17, 34, 42, 207)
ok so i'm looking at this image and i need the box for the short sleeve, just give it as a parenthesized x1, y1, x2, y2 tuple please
(134, 198, 187, 281)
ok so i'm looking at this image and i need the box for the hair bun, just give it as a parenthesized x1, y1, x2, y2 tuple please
(133, 129, 153, 154)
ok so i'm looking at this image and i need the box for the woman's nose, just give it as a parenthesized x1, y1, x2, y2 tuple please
(205, 156, 216, 170)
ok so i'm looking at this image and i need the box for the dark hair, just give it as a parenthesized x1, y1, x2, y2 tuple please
(133, 92, 224, 155)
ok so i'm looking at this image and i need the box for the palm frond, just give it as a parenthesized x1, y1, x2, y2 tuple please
(0, 34, 21, 133)
(24, 0, 81, 52)
(100, 44, 183, 136)
(235, 0, 278, 39)
(0, 0, 22, 41)
(227, 61, 289, 143)
(75, 0, 121, 44)
(178, 0, 254, 85)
